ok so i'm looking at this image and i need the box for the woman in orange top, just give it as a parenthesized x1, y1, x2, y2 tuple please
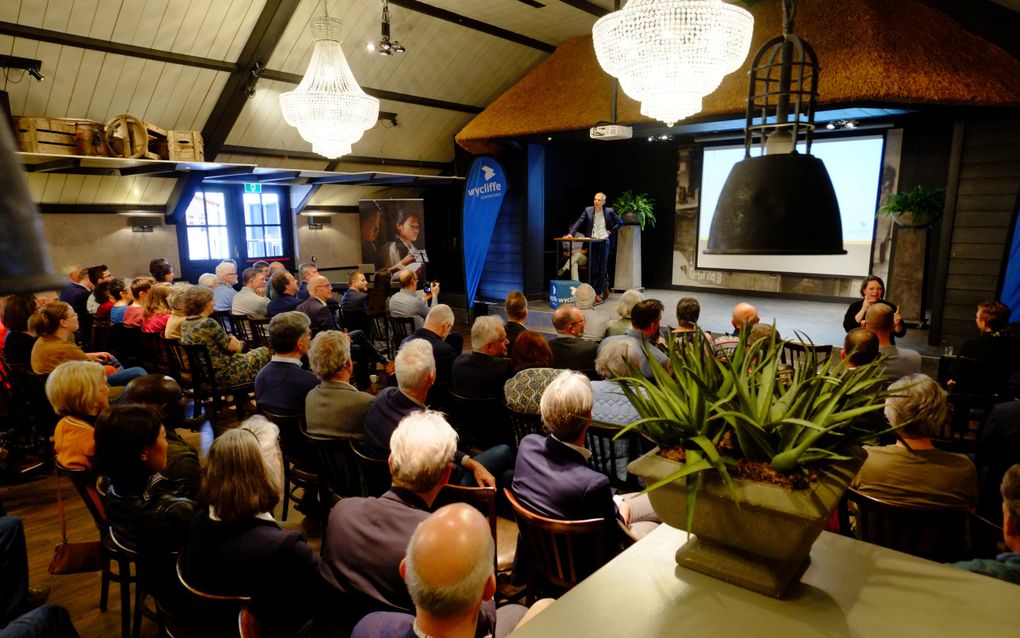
(46, 360, 110, 469)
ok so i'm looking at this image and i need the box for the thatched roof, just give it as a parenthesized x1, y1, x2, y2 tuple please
(456, 0, 1020, 155)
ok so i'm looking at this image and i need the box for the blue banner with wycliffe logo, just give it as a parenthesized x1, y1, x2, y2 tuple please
(462, 156, 507, 308)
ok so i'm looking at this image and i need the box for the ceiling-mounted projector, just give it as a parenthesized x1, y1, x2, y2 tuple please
(589, 125, 632, 141)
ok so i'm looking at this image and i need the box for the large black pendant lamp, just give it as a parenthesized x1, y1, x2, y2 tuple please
(0, 116, 64, 294)
(706, 0, 844, 255)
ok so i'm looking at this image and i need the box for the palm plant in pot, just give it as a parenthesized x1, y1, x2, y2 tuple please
(613, 191, 656, 230)
(614, 329, 892, 597)
(878, 184, 946, 228)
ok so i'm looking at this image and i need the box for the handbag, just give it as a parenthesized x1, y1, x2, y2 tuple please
(48, 473, 103, 575)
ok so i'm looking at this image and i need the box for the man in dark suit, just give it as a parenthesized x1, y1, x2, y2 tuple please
(266, 270, 301, 318)
(341, 270, 370, 310)
(59, 264, 93, 347)
(566, 192, 623, 300)
(504, 290, 528, 357)
(254, 311, 318, 416)
(318, 411, 500, 636)
(512, 370, 659, 544)
(451, 315, 512, 401)
(548, 305, 599, 375)
(400, 304, 462, 386)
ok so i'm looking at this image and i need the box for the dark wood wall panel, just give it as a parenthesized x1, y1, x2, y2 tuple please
(932, 114, 1020, 346)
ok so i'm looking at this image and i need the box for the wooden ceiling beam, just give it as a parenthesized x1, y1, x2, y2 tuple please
(0, 21, 235, 72)
(201, 0, 302, 161)
(219, 144, 450, 171)
(387, 0, 556, 52)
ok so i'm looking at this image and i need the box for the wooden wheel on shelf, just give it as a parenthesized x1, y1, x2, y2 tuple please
(105, 114, 148, 159)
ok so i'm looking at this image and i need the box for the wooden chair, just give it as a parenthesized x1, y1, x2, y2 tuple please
(179, 343, 254, 427)
(943, 392, 999, 446)
(838, 486, 972, 562)
(107, 527, 151, 638)
(229, 315, 254, 343)
(504, 488, 612, 603)
(507, 410, 546, 447)
(783, 341, 833, 370)
(248, 319, 270, 348)
(450, 390, 512, 449)
(56, 463, 140, 638)
(92, 317, 111, 352)
(388, 316, 416, 355)
(165, 339, 207, 423)
(348, 438, 391, 497)
(141, 331, 176, 378)
(260, 410, 319, 522)
(585, 421, 642, 491)
(433, 485, 503, 572)
(172, 553, 261, 638)
(298, 424, 364, 523)
(367, 314, 391, 358)
(340, 307, 369, 333)
(211, 311, 234, 335)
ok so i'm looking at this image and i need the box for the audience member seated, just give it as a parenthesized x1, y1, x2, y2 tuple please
(149, 257, 174, 283)
(254, 312, 317, 416)
(94, 404, 197, 604)
(196, 272, 218, 291)
(122, 374, 202, 497)
(673, 296, 707, 342)
(591, 338, 642, 427)
(212, 261, 238, 312)
(85, 264, 113, 316)
(306, 330, 375, 438)
(108, 278, 133, 324)
(843, 327, 881, 369)
(319, 412, 500, 636)
(402, 304, 463, 386)
(951, 463, 1020, 584)
(179, 286, 270, 386)
(231, 267, 270, 320)
(141, 283, 171, 334)
(851, 374, 978, 509)
(604, 289, 642, 338)
(163, 284, 190, 340)
(46, 361, 108, 470)
(30, 302, 147, 386)
(362, 339, 511, 488)
(713, 303, 759, 360)
(352, 504, 548, 638)
(503, 291, 528, 356)
(548, 306, 598, 375)
(267, 270, 301, 318)
(451, 316, 512, 401)
(92, 280, 115, 321)
(512, 371, 660, 553)
(367, 270, 393, 317)
(598, 299, 670, 379)
(504, 332, 559, 415)
(976, 399, 1020, 518)
(296, 262, 318, 301)
(388, 270, 437, 330)
(948, 300, 1020, 396)
(342, 270, 370, 310)
(2, 293, 39, 369)
(265, 262, 285, 298)
(573, 284, 609, 340)
(59, 263, 91, 311)
(183, 429, 320, 636)
(844, 275, 907, 341)
(122, 276, 155, 328)
(865, 302, 921, 381)
(0, 504, 81, 638)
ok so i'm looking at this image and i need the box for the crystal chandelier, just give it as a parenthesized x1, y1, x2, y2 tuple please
(592, 0, 754, 127)
(279, 16, 380, 158)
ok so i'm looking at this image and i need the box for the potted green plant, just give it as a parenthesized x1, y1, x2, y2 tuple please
(878, 185, 946, 228)
(613, 329, 892, 597)
(613, 191, 656, 230)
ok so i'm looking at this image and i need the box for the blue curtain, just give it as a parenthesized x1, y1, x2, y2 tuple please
(1002, 207, 1020, 323)
(462, 157, 507, 308)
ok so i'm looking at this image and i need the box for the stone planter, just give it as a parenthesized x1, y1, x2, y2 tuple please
(628, 447, 865, 598)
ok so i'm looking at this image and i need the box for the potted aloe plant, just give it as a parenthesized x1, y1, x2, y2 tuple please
(878, 184, 946, 228)
(613, 191, 656, 230)
(614, 329, 891, 597)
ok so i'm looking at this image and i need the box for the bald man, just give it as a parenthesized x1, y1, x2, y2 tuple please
(351, 504, 545, 638)
(865, 302, 920, 380)
(713, 302, 760, 360)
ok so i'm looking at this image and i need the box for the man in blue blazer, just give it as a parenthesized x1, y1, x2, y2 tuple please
(254, 311, 318, 415)
(566, 192, 624, 300)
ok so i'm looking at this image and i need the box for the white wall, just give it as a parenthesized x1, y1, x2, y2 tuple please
(295, 213, 361, 269)
(40, 214, 179, 278)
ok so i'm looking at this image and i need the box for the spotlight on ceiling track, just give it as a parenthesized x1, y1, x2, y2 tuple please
(0, 55, 44, 81)
(368, 0, 406, 56)
(825, 119, 859, 130)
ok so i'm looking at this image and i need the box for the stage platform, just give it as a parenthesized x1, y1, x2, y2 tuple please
(485, 287, 940, 358)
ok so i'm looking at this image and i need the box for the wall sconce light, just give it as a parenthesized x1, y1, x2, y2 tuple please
(131, 224, 155, 233)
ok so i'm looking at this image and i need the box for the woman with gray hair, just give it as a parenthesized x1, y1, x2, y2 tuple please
(590, 339, 642, 482)
(164, 283, 192, 340)
(851, 373, 978, 509)
(305, 330, 375, 438)
(604, 289, 643, 337)
(573, 283, 609, 340)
